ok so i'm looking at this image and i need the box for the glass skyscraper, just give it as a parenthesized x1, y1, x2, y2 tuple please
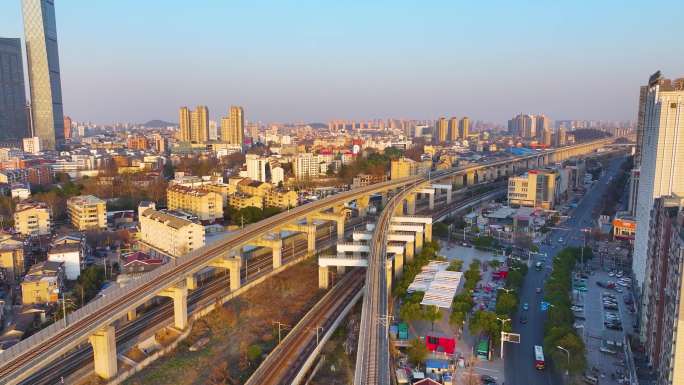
(22, 0, 64, 150)
(0, 38, 29, 143)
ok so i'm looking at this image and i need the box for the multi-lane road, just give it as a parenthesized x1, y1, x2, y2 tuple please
(505, 155, 627, 385)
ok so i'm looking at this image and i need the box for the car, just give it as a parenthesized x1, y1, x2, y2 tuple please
(520, 314, 528, 324)
(522, 302, 529, 311)
(480, 374, 497, 384)
(536, 287, 542, 294)
(558, 237, 564, 243)
(608, 271, 615, 277)
(615, 287, 623, 293)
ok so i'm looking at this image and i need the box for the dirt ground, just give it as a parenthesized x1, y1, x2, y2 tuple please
(121, 258, 324, 385)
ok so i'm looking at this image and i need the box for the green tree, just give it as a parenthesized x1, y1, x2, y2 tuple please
(469, 311, 500, 343)
(246, 344, 262, 361)
(433, 222, 450, 238)
(447, 259, 463, 272)
(495, 292, 518, 316)
(406, 338, 428, 366)
(449, 311, 466, 329)
(400, 302, 423, 322)
(422, 305, 442, 331)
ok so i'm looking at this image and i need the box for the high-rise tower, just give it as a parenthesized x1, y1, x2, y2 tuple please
(435, 117, 448, 143)
(0, 38, 29, 142)
(190, 105, 209, 143)
(448, 117, 459, 142)
(459, 117, 470, 140)
(178, 106, 191, 142)
(221, 106, 244, 146)
(22, 0, 64, 150)
(634, 71, 684, 341)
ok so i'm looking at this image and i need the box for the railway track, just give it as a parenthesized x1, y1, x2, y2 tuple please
(246, 269, 365, 385)
(18, 228, 350, 385)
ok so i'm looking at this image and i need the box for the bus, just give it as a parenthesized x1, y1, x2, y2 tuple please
(534, 345, 545, 370)
(476, 337, 490, 361)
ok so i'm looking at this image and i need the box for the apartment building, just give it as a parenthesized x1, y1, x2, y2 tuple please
(293, 153, 322, 179)
(264, 189, 298, 209)
(167, 184, 224, 222)
(390, 157, 431, 180)
(228, 193, 264, 210)
(14, 201, 52, 236)
(0, 234, 25, 284)
(67, 195, 107, 230)
(507, 169, 561, 210)
(138, 202, 205, 258)
(21, 261, 64, 305)
(644, 194, 684, 385)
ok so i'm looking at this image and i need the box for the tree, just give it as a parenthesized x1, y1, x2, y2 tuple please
(422, 305, 442, 331)
(400, 302, 423, 322)
(209, 361, 236, 385)
(447, 259, 463, 272)
(433, 222, 449, 238)
(247, 344, 262, 361)
(495, 292, 518, 317)
(469, 311, 500, 343)
(406, 338, 428, 366)
(449, 310, 466, 329)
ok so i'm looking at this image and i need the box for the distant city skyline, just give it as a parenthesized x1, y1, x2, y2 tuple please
(1, 0, 682, 124)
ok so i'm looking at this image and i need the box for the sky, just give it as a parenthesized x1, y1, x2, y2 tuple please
(1, 0, 682, 125)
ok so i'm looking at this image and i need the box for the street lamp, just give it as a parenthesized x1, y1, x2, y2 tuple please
(556, 345, 570, 376)
(496, 317, 511, 359)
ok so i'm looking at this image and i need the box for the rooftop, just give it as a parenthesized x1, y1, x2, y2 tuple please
(68, 195, 105, 206)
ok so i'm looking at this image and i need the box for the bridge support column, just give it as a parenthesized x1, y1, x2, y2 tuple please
(210, 256, 242, 291)
(186, 275, 197, 290)
(394, 252, 404, 278)
(425, 223, 433, 242)
(309, 212, 346, 241)
(319, 266, 330, 289)
(127, 308, 137, 321)
(126, 309, 138, 321)
(89, 326, 118, 380)
(386, 260, 393, 290)
(251, 236, 283, 269)
(405, 240, 414, 263)
(406, 194, 416, 215)
(466, 172, 475, 186)
(159, 285, 188, 330)
(282, 223, 317, 254)
(357, 195, 371, 217)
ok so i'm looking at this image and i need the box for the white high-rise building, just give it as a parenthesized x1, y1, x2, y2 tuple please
(246, 154, 269, 182)
(634, 72, 684, 339)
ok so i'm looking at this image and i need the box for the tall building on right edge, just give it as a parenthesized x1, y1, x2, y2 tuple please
(633, 71, 684, 345)
(642, 194, 684, 385)
(22, 0, 65, 150)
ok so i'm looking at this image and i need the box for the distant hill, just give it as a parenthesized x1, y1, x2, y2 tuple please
(571, 128, 611, 142)
(308, 122, 327, 129)
(142, 119, 176, 128)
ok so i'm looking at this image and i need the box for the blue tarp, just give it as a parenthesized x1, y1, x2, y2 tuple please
(425, 359, 449, 370)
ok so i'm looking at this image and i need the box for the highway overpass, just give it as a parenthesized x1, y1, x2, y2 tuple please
(352, 137, 621, 385)
(0, 137, 615, 384)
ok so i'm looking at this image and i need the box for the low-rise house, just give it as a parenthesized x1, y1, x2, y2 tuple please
(0, 234, 25, 284)
(13, 201, 52, 237)
(21, 261, 64, 305)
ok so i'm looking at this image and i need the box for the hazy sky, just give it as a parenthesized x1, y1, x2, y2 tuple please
(1, 0, 682, 125)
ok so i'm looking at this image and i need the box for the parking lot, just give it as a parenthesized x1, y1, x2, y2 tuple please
(573, 267, 635, 384)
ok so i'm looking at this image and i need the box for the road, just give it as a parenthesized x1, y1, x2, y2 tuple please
(0, 139, 612, 384)
(505, 155, 627, 385)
